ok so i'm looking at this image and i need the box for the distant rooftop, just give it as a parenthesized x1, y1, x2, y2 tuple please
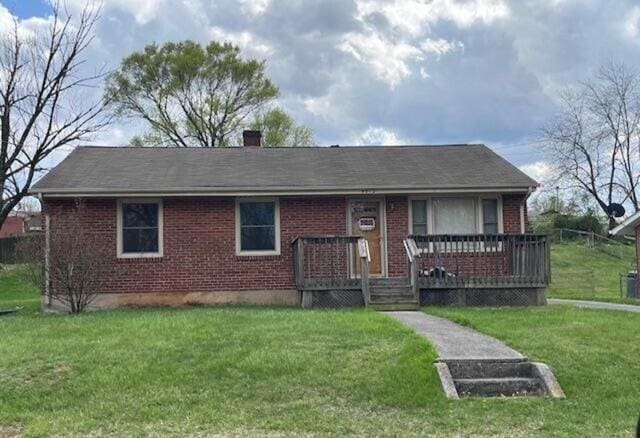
(31, 144, 537, 197)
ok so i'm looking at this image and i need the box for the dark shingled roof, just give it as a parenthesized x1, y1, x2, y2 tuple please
(31, 145, 537, 196)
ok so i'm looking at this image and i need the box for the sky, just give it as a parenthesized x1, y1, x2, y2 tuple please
(2, 0, 640, 189)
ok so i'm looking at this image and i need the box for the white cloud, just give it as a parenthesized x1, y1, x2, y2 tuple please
(420, 38, 464, 57)
(65, 0, 167, 25)
(208, 27, 273, 56)
(356, 0, 509, 37)
(339, 31, 423, 88)
(238, 0, 271, 16)
(624, 6, 640, 41)
(352, 126, 410, 145)
(520, 160, 553, 184)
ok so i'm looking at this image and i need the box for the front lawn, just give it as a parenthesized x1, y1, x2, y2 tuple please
(1, 270, 639, 436)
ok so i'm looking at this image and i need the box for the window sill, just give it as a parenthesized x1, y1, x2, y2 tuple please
(117, 253, 164, 261)
(235, 252, 281, 260)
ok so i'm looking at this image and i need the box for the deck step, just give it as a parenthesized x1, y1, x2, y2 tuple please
(454, 377, 544, 397)
(369, 294, 417, 304)
(370, 289, 413, 295)
(370, 278, 411, 286)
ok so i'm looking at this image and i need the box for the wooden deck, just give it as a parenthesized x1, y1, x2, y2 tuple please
(292, 234, 551, 308)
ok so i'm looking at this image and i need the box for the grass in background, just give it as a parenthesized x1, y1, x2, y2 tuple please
(0, 265, 40, 313)
(549, 240, 637, 303)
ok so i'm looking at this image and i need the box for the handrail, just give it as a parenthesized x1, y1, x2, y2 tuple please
(410, 234, 550, 288)
(404, 238, 421, 302)
(358, 238, 371, 306)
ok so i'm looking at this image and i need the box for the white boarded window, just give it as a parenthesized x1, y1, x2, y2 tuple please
(433, 198, 477, 234)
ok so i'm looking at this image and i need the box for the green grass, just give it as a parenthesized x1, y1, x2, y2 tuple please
(1, 269, 640, 436)
(549, 240, 637, 303)
(0, 265, 41, 313)
(426, 305, 640, 437)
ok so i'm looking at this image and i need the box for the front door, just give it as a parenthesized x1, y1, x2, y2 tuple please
(350, 200, 384, 276)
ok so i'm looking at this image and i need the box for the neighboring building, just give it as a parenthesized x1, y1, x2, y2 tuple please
(610, 211, 640, 297)
(0, 212, 42, 238)
(0, 214, 26, 238)
(31, 132, 549, 311)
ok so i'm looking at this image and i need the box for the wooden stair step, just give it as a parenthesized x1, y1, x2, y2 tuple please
(370, 295, 417, 304)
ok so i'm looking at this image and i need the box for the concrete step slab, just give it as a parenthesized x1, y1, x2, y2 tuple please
(454, 377, 544, 397)
(446, 360, 535, 379)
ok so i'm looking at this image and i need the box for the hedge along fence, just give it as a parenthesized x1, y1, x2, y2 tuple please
(0, 234, 44, 264)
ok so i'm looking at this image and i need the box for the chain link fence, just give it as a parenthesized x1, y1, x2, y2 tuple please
(548, 229, 637, 301)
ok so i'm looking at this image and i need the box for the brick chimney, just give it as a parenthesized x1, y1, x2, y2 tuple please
(242, 130, 262, 147)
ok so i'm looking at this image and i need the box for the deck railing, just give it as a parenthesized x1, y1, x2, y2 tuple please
(292, 236, 367, 291)
(410, 234, 551, 288)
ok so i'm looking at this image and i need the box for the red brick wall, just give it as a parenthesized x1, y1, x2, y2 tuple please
(45, 197, 347, 294)
(0, 216, 25, 237)
(385, 196, 409, 277)
(44, 193, 528, 295)
(503, 194, 527, 233)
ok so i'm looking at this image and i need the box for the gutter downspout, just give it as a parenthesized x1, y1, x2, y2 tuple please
(521, 187, 535, 234)
(38, 193, 51, 309)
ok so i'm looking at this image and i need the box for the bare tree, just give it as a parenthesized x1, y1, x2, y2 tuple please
(18, 200, 113, 313)
(543, 63, 640, 226)
(0, 1, 110, 228)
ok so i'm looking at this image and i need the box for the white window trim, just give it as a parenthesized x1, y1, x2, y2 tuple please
(479, 195, 504, 234)
(117, 198, 164, 259)
(408, 195, 504, 235)
(235, 197, 281, 256)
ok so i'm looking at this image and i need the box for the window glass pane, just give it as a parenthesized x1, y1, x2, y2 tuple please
(433, 198, 476, 234)
(240, 202, 275, 226)
(412, 224, 427, 235)
(482, 199, 499, 234)
(411, 200, 426, 224)
(123, 228, 159, 253)
(241, 226, 275, 251)
(123, 203, 158, 228)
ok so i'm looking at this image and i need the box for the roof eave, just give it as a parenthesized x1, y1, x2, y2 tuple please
(33, 185, 538, 198)
(610, 211, 640, 236)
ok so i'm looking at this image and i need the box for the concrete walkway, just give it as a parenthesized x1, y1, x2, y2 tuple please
(387, 311, 526, 361)
(549, 298, 640, 314)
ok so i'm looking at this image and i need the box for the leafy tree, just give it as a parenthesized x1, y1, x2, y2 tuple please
(0, 1, 108, 227)
(248, 107, 314, 147)
(105, 41, 279, 147)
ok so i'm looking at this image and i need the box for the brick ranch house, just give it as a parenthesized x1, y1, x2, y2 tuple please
(31, 132, 550, 310)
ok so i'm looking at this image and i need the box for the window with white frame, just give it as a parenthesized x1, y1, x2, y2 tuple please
(410, 196, 502, 235)
(411, 200, 428, 235)
(236, 199, 280, 254)
(482, 199, 499, 234)
(118, 200, 162, 257)
(433, 197, 477, 234)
